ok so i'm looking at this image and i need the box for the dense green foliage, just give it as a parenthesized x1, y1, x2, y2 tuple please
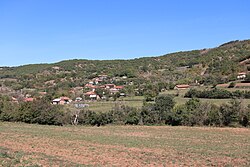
(1, 94, 249, 127)
(0, 95, 63, 125)
(185, 88, 250, 99)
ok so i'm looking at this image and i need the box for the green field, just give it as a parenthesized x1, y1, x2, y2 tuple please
(162, 89, 250, 105)
(174, 96, 250, 105)
(76, 96, 144, 112)
(0, 122, 249, 166)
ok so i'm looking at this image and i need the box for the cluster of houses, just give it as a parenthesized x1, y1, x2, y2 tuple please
(10, 71, 249, 106)
(84, 83, 124, 100)
(11, 91, 47, 103)
(50, 82, 125, 105)
(80, 74, 125, 100)
(7, 74, 126, 106)
(50, 75, 125, 105)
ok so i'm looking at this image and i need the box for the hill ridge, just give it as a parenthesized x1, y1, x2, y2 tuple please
(0, 39, 250, 92)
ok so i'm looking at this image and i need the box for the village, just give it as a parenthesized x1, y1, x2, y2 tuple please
(1, 70, 250, 110)
(0, 74, 125, 106)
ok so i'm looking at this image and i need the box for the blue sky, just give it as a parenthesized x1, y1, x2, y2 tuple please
(0, 0, 250, 66)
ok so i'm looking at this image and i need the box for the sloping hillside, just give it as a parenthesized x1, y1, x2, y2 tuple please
(0, 40, 250, 92)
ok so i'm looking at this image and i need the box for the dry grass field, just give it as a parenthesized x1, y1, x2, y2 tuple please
(0, 122, 249, 166)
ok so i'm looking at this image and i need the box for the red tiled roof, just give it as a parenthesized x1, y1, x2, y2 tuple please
(60, 97, 70, 100)
(24, 98, 34, 102)
(85, 84, 98, 89)
(175, 84, 190, 88)
(238, 72, 247, 75)
(105, 84, 115, 86)
(115, 86, 124, 89)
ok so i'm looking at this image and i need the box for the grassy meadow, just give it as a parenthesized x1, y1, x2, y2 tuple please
(0, 122, 249, 166)
(67, 96, 144, 112)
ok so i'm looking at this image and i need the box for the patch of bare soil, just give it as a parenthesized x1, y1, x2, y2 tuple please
(0, 130, 249, 167)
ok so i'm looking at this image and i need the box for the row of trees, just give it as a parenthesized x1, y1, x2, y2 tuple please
(172, 98, 250, 127)
(0, 96, 64, 125)
(70, 95, 250, 127)
(0, 94, 250, 127)
(185, 88, 250, 99)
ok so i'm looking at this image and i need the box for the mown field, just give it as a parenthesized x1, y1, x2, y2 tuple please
(0, 122, 249, 166)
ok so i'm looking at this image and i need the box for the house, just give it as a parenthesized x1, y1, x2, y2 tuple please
(98, 74, 108, 80)
(75, 97, 83, 102)
(85, 83, 98, 89)
(52, 98, 61, 105)
(108, 85, 124, 94)
(216, 84, 229, 88)
(174, 84, 190, 90)
(93, 78, 103, 84)
(237, 72, 247, 80)
(105, 84, 115, 89)
(11, 97, 19, 103)
(52, 97, 72, 105)
(39, 92, 47, 96)
(24, 97, 35, 102)
(120, 93, 126, 97)
(115, 85, 124, 90)
(110, 88, 119, 94)
(84, 91, 100, 100)
(84, 84, 99, 92)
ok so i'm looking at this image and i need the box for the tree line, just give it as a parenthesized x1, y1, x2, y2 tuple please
(0, 94, 249, 127)
(185, 88, 250, 99)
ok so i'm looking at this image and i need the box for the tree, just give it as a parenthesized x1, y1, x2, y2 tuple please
(154, 94, 176, 124)
(219, 99, 240, 126)
(239, 105, 250, 127)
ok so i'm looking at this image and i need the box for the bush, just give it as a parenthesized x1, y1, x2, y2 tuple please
(140, 94, 176, 125)
(228, 82, 235, 88)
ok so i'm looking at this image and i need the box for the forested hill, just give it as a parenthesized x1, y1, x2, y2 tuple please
(1, 39, 250, 91)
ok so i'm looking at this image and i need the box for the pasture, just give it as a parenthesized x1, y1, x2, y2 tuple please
(0, 122, 249, 166)
(68, 96, 144, 112)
